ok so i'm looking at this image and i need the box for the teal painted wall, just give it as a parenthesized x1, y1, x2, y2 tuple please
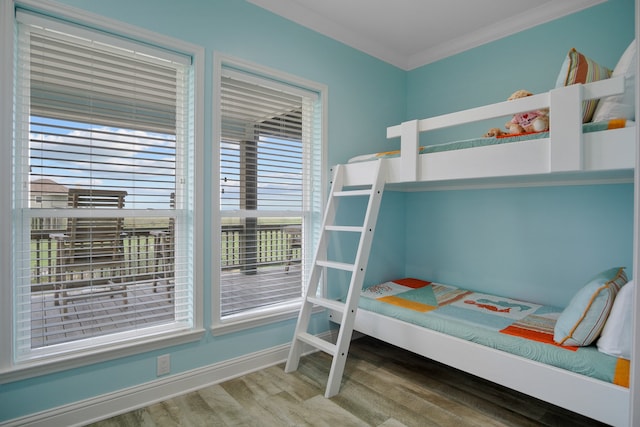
(1, 0, 636, 422)
(404, 184, 634, 307)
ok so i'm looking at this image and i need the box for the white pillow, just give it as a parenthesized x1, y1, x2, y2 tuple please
(592, 40, 636, 122)
(597, 280, 634, 359)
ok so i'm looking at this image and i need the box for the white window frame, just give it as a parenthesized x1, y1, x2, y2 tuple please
(0, 0, 205, 383)
(211, 54, 327, 334)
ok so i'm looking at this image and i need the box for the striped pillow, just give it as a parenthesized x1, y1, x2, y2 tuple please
(554, 267, 627, 347)
(555, 48, 613, 123)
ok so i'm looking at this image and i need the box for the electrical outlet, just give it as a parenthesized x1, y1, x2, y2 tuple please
(157, 354, 171, 376)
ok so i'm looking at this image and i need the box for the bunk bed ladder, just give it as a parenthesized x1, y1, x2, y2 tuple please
(284, 159, 386, 398)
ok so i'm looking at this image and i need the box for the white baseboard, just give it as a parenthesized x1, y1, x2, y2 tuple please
(2, 331, 336, 427)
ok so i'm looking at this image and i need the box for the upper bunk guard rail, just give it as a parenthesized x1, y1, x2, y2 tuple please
(341, 154, 390, 187)
(385, 76, 627, 183)
(285, 160, 386, 398)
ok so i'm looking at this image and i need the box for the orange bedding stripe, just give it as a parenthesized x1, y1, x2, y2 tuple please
(378, 295, 436, 312)
(614, 358, 630, 387)
(392, 278, 431, 288)
(375, 149, 400, 157)
(497, 130, 544, 138)
(607, 118, 627, 129)
(500, 325, 578, 352)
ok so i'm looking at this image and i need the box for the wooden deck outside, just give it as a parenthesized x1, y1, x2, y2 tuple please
(221, 265, 303, 316)
(30, 265, 302, 349)
(30, 280, 173, 349)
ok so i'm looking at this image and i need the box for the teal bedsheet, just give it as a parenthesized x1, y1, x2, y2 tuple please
(359, 278, 628, 386)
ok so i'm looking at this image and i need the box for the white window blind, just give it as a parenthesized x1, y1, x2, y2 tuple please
(219, 65, 322, 317)
(13, 11, 194, 360)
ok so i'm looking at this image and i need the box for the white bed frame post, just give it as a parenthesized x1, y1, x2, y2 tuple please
(630, 5, 639, 425)
(400, 120, 419, 181)
(549, 84, 583, 172)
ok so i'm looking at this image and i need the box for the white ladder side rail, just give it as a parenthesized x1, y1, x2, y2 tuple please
(284, 159, 386, 398)
(284, 163, 347, 373)
(324, 159, 386, 397)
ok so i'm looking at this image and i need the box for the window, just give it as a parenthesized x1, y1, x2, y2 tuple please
(213, 56, 325, 330)
(8, 8, 201, 368)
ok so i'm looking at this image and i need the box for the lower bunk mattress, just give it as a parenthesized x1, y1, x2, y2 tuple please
(358, 278, 630, 387)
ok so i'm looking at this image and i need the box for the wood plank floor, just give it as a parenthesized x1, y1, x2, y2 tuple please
(87, 336, 606, 427)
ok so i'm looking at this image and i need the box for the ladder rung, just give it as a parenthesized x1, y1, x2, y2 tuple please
(334, 189, 371, 197)
(325, 225, 363, 233)
(296, 332, 337, 355)
(307, 296, 345, 312)
(316, 260, 355, 272)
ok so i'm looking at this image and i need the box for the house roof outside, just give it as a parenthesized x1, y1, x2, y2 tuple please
(30, 178, 69, 195)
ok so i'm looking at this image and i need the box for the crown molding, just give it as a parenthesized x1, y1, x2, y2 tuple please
(247, 0, 410, 68)
(248, 0, 606, 71)
(407, 0, 606, 70)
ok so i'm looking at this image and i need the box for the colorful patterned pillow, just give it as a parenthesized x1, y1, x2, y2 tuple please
(555, 48, 613, 123)
(554, 267, 627, 346)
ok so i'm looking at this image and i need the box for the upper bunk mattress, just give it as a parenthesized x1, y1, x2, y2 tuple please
(349, 119, 631, 163)
(359, 278, 629, 387)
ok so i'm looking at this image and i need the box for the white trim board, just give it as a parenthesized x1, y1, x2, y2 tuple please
(1, 331, 336, 427)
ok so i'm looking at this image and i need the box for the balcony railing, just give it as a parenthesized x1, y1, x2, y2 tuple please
(30, 223, 302, 291)
(221, 224, 301, 270)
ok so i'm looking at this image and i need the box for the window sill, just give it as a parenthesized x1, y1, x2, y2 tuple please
(0, 328, 206, 384)
(211, 300, 325, 335)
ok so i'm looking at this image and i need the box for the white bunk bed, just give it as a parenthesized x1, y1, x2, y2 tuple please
(330, 76, 636, 426)
(343, 76, 635, 189)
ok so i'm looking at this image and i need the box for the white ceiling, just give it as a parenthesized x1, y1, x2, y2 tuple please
(248, 0, 605, 70)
